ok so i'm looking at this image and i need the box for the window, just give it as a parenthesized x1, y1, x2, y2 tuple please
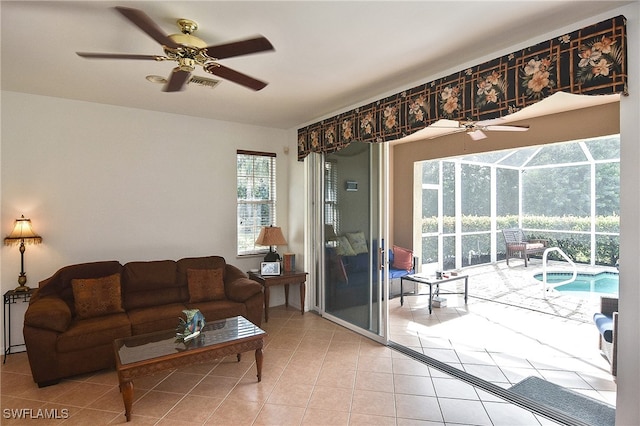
(416, 135, 619, 268)
(237, 150, 277, 255)
(324, 159, 339, 233)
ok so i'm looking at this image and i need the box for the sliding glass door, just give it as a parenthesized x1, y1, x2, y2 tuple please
(322, 141, 386, 338)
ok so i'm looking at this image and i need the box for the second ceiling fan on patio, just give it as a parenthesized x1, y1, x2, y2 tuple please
(428, 119, 530, 141)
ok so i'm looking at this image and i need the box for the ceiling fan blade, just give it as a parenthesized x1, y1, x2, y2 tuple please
(483, 124, 530, 132)
(76, 52, 163, 60)
(115, 6, 180, 49)
(205, 36, 274, 59)
(468, 129, 487, 141)
(163, 68, 191, 92)
(204, 63, 268, 91)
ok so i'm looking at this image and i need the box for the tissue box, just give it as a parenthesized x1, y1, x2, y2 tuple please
(432, 296, 447, 308)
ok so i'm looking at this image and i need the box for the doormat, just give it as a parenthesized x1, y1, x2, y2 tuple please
(509, 376, 615, 426)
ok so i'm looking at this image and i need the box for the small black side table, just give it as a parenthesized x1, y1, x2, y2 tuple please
(4, 288, 34, 363)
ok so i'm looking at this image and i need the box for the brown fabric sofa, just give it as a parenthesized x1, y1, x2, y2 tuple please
(23, 256, 264, 387)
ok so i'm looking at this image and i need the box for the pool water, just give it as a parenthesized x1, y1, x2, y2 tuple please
(534, 271, 619, 296)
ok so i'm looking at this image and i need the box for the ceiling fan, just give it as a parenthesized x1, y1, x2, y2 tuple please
(428, 119, 530, 141)
(77, 6, 274, 92)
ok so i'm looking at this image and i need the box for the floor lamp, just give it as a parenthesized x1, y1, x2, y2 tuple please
(4, 215, 42, 292)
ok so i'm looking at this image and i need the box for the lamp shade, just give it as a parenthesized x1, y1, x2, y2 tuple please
(4, 215, 42, 246)
(255, 226, 287, 247)
(324, 224, 337, 241)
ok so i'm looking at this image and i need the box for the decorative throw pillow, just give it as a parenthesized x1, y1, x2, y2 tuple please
(392, 245, 414, 271)
(187, 268, 225, 303)
(335, 235, 357, 257)
(346, 231, 368, 255)
(72, 273, 124, 320)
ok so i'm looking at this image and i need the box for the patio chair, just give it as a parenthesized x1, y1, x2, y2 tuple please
(502, 228, 548, 267)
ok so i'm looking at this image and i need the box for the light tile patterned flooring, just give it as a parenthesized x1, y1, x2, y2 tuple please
(3, 304, 565, 426)
(1, 261, 616, 425)
(389, 261, 617, 408)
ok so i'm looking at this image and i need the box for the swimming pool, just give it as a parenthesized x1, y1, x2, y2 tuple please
(534, 271, 619, 296)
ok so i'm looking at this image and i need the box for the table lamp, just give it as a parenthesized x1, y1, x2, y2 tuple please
(4, 215, 43, 292)
(255, 225, 287, 262)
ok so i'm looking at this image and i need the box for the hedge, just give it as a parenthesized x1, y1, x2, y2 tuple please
(421, 215, 619, 266)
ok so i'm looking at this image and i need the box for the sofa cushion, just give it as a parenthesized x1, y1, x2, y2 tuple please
(177, 256, 227, 285)
(186, 299, 248, 323)
(122, 260, 186, 310)
(389, 268, 411, 279)
(335, 236, 356, 257)
(57, 313, 131, 353)
(71, 273, 125, 320)
(123, 260, 177, 291)
(187, 268, 225, 302)
(24, 296, 72, 332)
(346, 253, 369, 273)
(392, 245, 413, 271)
(593, 313, 614, 343)
(127, 303, 187, 335)
(226, 278, 264, 302)
(346, 232, 369, 254)
(34, 261, 123, 314)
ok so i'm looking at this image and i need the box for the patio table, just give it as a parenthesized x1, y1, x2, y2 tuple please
(400, 273, 469, 314)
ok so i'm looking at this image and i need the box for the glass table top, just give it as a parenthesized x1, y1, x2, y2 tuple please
(115, 316, 266, 365)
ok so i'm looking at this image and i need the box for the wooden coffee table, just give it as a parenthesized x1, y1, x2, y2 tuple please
(113, 316, 266, 422)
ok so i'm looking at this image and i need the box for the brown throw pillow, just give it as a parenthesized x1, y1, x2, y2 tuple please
(71, 273, 124, 320)
(187, 268, 225, 303)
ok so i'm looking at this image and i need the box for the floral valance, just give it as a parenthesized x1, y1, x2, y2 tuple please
(297, 15, 627, 161)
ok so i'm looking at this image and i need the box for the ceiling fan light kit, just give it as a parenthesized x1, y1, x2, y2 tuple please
(76, 6, 274, 93)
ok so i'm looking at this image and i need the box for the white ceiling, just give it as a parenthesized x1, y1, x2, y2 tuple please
(0, 1, 630, 129)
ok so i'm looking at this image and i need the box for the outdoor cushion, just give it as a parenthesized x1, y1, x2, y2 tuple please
(526, 243, 545, 249)
(389, 268, 411, 279)
(346, 232, 369, 254)
(392, 245, 413, 271)
(335, 236, 357, 256)
(593, 312, 614, 343)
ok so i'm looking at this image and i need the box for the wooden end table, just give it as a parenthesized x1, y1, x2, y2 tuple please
(248, 270, 307, 322)
(113, 316, 266, 422)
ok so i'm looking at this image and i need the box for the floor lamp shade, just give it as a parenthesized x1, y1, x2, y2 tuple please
(4, 215, 42, 292)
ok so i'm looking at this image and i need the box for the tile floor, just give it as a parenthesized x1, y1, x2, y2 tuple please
(1, 260, 616, 425)
(3, 305, 562, 426)
(389, 261, 617, 408)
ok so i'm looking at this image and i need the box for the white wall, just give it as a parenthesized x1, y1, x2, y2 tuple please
(1, 91, 295, 344)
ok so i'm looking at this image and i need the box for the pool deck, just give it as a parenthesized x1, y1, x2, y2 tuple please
(389, 259, 618, 408)
(462, 260, 617, 323)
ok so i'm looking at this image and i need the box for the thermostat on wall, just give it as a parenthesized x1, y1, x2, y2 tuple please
(345, 181, 358, 191)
